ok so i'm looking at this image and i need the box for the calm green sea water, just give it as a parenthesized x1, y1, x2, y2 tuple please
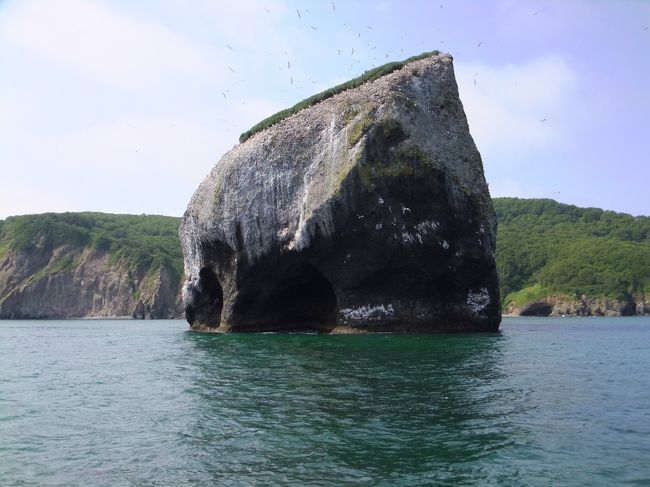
(1, 317, 649, 486)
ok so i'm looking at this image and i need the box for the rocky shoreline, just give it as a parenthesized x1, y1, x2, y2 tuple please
(506, 294, 649, 317)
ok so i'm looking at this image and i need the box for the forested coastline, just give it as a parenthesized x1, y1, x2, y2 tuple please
(1, 198, 648, 318)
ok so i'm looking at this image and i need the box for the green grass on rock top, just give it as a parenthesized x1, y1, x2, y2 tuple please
(239, 50, 441, 144)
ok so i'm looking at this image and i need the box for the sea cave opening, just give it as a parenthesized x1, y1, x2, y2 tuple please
(257, 263, 337, 330)
(187, 266, 223, 326)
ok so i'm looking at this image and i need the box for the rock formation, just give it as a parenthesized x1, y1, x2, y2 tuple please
(0, 214, 182, 319)
(0, 245, 182, 319)
(181, 52, 501, 332)
(508, 294, 644, 317)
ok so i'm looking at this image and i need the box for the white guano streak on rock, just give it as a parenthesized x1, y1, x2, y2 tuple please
(341, 304, 395, 321)
(399, 219, 440, 245)
(466, 288, 490, 316)
(184, 54, 488, 265)
(288, 172, 313, 252)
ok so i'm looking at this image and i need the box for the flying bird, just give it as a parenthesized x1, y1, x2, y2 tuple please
(222, 92, 227, 99)
(287, 61, 291, 69)
(351, 47, 355, 56)
(264, 7, 270, 13)
(226, 44, 234, 50)
(310, 26, 318, 30)
(290, 77, 294, 84)
(541, 118, 547, 122)
(296, 9, 301, 18)
(365, 25, 373, 29)
(477, 41, 482, 47)
(228, 67, 236, 73)
(331, 1, 335, 11)
(337, 49, 342, 55)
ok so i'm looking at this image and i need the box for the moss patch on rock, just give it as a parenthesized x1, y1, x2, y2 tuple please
(347, 107, 374, 147)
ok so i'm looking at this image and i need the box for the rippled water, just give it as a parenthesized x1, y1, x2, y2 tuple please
(1, 317, 649, 486)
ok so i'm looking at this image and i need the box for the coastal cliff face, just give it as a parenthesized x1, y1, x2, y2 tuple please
(181, 53, 501, 332)
(506, 294, 649, 317)
(0, 245, 182, 319)
(0, 213, 184, 319)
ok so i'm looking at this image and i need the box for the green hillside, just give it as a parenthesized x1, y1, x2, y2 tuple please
(494, 198, 650, 308)
(2, 198, 648, 314)
(0, 212, 183, 288)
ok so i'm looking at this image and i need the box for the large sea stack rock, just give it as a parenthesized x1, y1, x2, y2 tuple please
(181, 53, 500, 332)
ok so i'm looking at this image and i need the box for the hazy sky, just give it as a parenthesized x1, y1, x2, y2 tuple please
(1, 0, 649, 219)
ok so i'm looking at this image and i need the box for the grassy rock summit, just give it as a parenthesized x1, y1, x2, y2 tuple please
(181, 52, 501, 332)
(0, 213, 183, 319)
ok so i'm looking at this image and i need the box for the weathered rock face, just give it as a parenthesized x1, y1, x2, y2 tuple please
(510, 294, 646, 317)
(0, 246, 183, 319)
(181, 53, 500, 332)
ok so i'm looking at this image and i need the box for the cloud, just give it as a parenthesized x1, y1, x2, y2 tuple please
(0, 0, 295, 219)
(0, 114, 231, 218)
(0, 0, 215, 90)
(0, 98, 284, 218)
(41, 98, 286, 175)
(455, 55, 579, 163)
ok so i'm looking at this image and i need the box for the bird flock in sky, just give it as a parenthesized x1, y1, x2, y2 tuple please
(218, 1, 411, 106)
(216, 3, 552, 128)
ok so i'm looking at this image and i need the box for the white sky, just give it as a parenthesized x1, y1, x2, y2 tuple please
(1, 0, 649, 219)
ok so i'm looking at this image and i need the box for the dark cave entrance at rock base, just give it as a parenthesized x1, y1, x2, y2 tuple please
(187, 266, 223, 326)
(241, 263, 337, 331)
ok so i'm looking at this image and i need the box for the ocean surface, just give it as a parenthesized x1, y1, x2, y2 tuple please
(1, 317, 649, 486)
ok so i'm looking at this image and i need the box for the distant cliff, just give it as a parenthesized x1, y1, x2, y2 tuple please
(0, 213, 183, 319)
(1, 198, 648, 320)
(495, 198, 650, 316)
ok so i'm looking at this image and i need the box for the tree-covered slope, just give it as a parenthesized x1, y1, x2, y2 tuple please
(1, 199, 649, 319)
(0, 212, 183, 285)
(0, 213, 183, 319)
(494, 198, 650, 313)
